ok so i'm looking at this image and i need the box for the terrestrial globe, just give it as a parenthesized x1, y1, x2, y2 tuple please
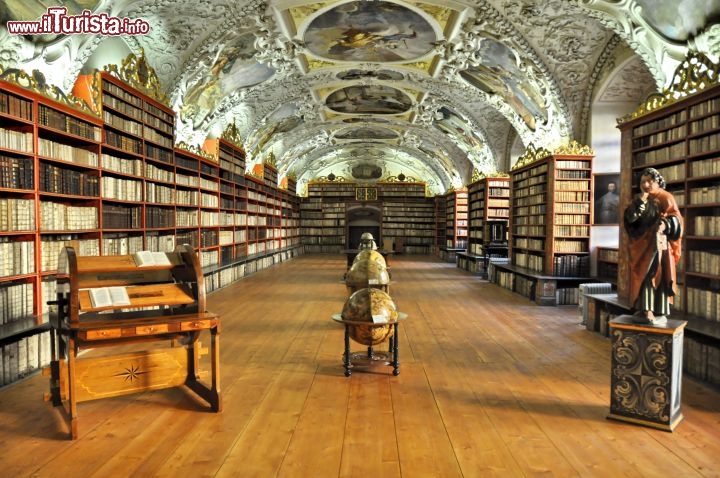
(341, 288, 397, 345)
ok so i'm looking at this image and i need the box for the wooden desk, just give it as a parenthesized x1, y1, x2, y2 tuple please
(47, 245, 221, 439)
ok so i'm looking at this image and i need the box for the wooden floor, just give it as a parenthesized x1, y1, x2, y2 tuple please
(1, 254, 719, 477)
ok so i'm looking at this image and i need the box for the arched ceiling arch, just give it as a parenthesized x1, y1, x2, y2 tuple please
(1, 0, 718, 195)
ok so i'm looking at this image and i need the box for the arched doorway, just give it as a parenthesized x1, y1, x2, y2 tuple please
(346, 203, 382, 249)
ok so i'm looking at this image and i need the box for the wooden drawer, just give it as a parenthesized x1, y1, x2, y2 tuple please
(135, 323, 169, 335)
(181, 319, 213, 331)
(84, 328, 122, 340)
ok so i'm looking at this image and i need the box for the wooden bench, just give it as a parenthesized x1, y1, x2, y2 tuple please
(46, 245, 221, 439)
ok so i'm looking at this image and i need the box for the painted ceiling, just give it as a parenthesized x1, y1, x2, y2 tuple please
(1, 0, 719, 195)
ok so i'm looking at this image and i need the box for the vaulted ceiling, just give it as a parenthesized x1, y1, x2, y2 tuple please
(2, 0, 719, 194)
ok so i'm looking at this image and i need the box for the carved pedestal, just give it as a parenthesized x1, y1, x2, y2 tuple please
(607, 315, 687, 431)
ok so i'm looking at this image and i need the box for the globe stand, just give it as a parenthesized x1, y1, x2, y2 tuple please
(332, 313, 406, 377)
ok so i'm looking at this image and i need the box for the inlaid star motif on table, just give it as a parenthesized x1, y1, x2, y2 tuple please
(115, 364, 149, 382)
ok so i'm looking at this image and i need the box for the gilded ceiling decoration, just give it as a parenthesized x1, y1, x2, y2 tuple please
(1, 0, 718, 195)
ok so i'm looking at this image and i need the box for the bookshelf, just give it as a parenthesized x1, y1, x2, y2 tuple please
(459, 175, 510, 275)
(617, 52, 720, 385)
(434, 195, 446, 254)
(439, 189, 467, 262)
(300, 181, 435, 254)
(379, 182, 434, 254)
(491, 143, 594, 305)
(0, 55, 301, 387)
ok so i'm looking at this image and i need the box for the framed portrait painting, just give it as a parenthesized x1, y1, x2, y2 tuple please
(593, 173, 620, 224)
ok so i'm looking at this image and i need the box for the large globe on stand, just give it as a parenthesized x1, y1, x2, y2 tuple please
(352, 249, 386, 269)
(341, 288, 397, 345)
(345, 257, 390, 294)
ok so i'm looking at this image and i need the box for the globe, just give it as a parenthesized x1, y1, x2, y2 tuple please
(345, 257, 390, 293)
(352, 249, 387, 269)
(341, 288, 397, 345)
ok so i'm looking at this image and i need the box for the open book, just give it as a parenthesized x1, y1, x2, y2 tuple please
(89, 286, 131, 308)
(133, 250, 172, 267)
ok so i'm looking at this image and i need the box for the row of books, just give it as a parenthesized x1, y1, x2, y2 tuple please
(631, 110, 686, 137)
(553, 239, 589, 253)
(41, 163, 100, 196)
(0, 241, 35, 277)
(0, 199, 35, 232)
(692, 215, 720, 236)
(687, 250, 720, 276)
(0, 91, 32, 120)
(632, 124, 686, 149)
(39, 105, 101, 141)
(0, 331, 52, 386)
(0, 281, 34, 323)
(40, 203, 98, 231)
(0, 127, 33, 153)
(38, 137, 99, 166)
(40, 237, 100, 272)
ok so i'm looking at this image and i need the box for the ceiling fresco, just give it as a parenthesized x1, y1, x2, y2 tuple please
(303, 1, 438, 62)
(1, 0, 718, 195)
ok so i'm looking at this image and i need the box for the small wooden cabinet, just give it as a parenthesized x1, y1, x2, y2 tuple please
(47, 245, 221, 439)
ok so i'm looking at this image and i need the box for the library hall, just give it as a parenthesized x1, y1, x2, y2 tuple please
(1, 1, 720, 477)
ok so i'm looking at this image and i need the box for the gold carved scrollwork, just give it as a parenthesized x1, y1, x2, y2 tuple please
(176, 141, 216, 162)
(618, 51, 720, 124)
(0, 64, 97, 115)
(265, 151, 277, 168)
(553, 140, 594, 156)
(221, 122, 244, 149)
(511, 143, 551, 169)
(103, 48, 169, 106)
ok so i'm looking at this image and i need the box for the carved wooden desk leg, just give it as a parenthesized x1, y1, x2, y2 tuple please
(67, 335, 79, 440)
(343, 326, 352, 377)
(392, 322, 400, 376)
(210, 325, 221, 412)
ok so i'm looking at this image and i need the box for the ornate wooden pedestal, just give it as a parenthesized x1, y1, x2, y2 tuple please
(607, 315, 687, 431)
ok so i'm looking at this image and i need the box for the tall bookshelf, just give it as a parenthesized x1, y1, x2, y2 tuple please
(491, 143, 594, 305)
(444, 189, 468, 251)
(459, 174, 510, 274)
(300, 181, 435, 254)
(301, 181, 351, 253)
(0, 56, 301, 387)
(617, 53, 720, 385)
(379, 182, 434, 254)
(467, 174, 510, 253)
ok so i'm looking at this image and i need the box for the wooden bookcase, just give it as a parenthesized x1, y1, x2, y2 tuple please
(491, 143, 594, 305)
(301, 181, 349, 253)
(434, 194, 446, 254)
(0, 56, 300, 387)
(300, 181, 435, 254)
(439, 189, 467, 262)
(459, 175, 510, 275)
(379, 182, 434, 254)
(616, 53, 720, 385)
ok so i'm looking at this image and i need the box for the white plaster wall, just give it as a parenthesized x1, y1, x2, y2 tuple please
(589, 101, 638, 275)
